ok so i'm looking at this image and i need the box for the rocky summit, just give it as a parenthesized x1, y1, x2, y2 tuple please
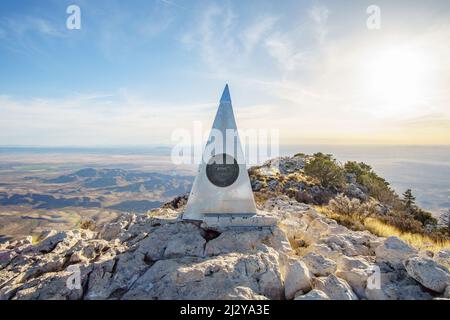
(1, 156, 450, 300)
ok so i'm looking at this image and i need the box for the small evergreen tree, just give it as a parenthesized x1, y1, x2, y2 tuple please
(402, 189, 416, 212)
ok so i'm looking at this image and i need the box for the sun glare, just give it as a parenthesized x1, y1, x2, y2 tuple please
(361, 45, 435, 117)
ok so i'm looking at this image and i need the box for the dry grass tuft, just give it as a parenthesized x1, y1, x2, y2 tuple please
(363, 218, 450, 253)
(78, 218, 96, 231)
(317, 206, 450, 253)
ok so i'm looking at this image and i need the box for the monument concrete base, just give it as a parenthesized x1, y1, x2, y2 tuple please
(190, 211, 278, 231)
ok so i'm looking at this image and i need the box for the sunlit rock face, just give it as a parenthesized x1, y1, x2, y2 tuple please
(1, 194, 449, 300)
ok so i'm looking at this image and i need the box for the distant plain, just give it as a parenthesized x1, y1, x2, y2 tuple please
(0, 150, 195, 242)
(0, 145, 449, 242)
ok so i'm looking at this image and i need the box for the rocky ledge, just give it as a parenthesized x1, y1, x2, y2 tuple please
(1, 196, 450, 300)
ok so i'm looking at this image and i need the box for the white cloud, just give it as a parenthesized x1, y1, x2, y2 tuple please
(264, 32, 309, 72)
(240, 16, 278, 56)
(0, 92, 215, 146)
(158, 0, 188, 11)
(308, 5, 330, 44)
(181, 3, 279, 76)
(0, 16, 64, 38)
(2, 1, 450, 145)
(0, 15, 65, 57)
(180, 2, 450, 144)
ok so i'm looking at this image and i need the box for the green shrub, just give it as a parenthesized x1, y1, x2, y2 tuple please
(304, 153, 345, 189)
(328, 194, 362, 215)
(412, 208, 438, 227)
(344, 161, 396, 204)
(295, 190, 314, 204)
(313, 190, 334, 205)
(328, 194, 379, 217)
(377, 211, 423, 234)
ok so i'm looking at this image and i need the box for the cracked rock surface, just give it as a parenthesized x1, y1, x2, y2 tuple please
(1, 199, 449, 300)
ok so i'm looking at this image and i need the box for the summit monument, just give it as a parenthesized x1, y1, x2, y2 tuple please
(183, 85, 275, 228)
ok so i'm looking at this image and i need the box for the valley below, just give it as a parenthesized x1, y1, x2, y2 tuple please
(0, 152, 195, 242)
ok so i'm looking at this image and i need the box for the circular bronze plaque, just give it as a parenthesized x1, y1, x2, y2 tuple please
(206, 153, 239, 188)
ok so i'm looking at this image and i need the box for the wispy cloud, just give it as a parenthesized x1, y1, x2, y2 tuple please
(85, 1, 176, 60)
(178, 1, 450, 144)
(308, 4, 330, 44)
(181, 2, 329, 80)
(0, 15, 65, 57)
(181, 3, 279, 76)
(0, 91, 216, 146)
(1, 0, 450, 145)
(240, 16, 278, 56)
(0, 16, 64, 38)
(159, 0, 189, 11)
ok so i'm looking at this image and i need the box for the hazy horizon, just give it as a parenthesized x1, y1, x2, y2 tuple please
(1, 143, 450, 148)
(1, 144, 449, 216)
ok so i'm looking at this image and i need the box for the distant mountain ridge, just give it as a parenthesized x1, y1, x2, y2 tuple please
(1, 168, 194, 213)
(42, 168, 193, 193)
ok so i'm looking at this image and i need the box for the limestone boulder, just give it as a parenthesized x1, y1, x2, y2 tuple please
(122, 250, 283, 300)
(278, 216, 308, 241)
(11, 264, 93, 300)
(68, 239, 117, 264)
(85, 251, 146, 300)
(365, 268, 433, 300)
(404, 256, 450, 293)
(434, 249, 450, 267)
(284, 258, 312, 300)
(99, 213, 136, 241)
(302, 252, 337, 277)
(312, 275, 358, 300)
(302, 218, 330, 244)
(134, 222, 205, 261)
(30, 231, 70, 254)
(375, 237, 417, 267)
(319, 232, 374, 257)
(19, 254, 68, 283)
(263, 196, 313, 218)
(328, 224, 349, 236)
(13, 271, 83, 300)
(337, 255, 372, 271)
(164, 232, 206, 259)
(0, 250, 17, 270)
(1, 236, 33, 253)
(306, 243, 341, 261)
(334, 256, 377, 299)
(444, 286, 450, 299)
(268, 227, 293, 254)
(336, 269, 373, 299)
(255, 249, 284, 299)
(205, 229, 270, 256)
(294, 289, 330, 300)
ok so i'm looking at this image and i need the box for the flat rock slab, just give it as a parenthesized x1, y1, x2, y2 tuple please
(200, 211, 278, 230)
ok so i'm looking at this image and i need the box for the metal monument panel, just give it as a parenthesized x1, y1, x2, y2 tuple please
(206, 154, 239, 188)
(183, 85, 258, 222)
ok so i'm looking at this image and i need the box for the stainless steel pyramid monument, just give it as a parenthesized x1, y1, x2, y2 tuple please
(183, 85, 275, 228)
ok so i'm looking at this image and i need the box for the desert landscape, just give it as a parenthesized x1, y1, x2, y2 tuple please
(0, 150, 195, 242)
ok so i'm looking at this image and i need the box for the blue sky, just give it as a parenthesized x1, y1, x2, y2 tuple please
(1, 0, 450, 146)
